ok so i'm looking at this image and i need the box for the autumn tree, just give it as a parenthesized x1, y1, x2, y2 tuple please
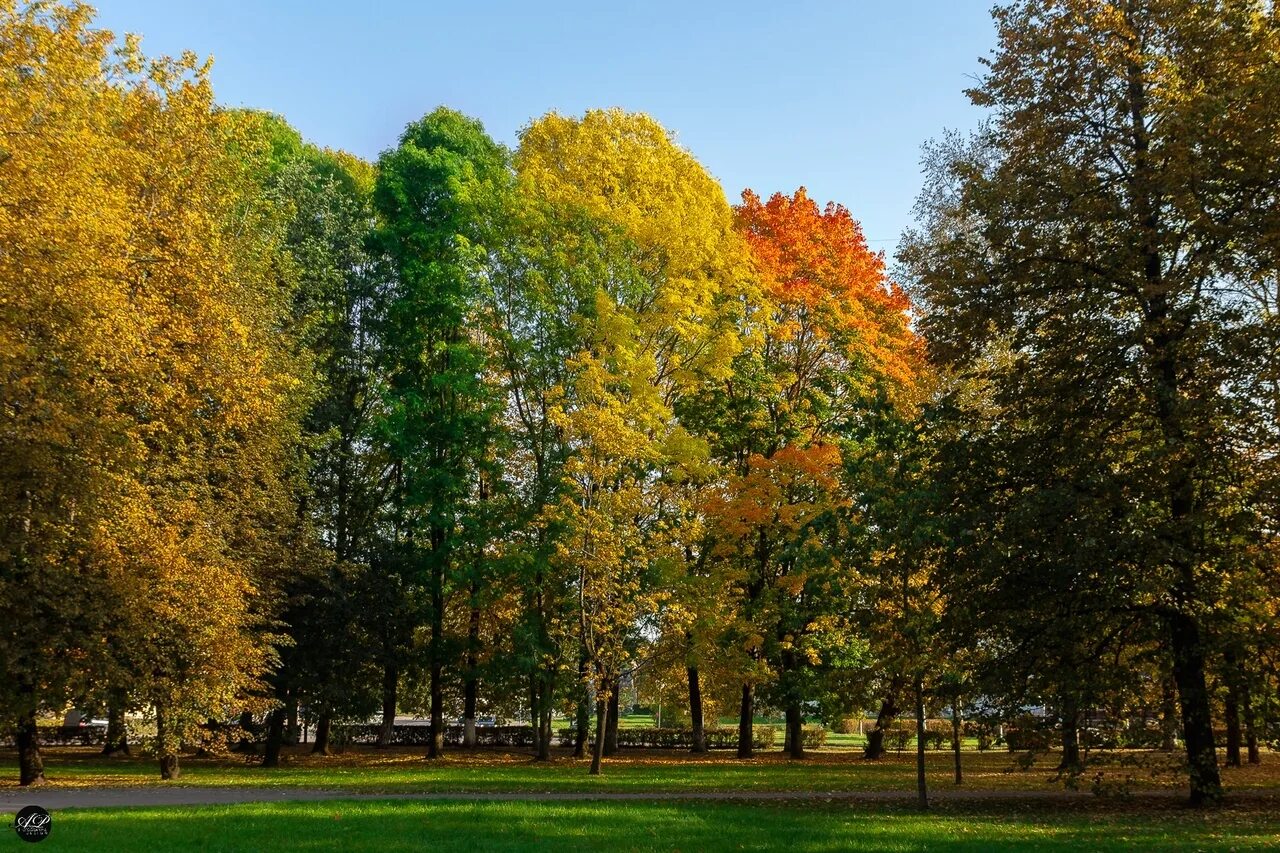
(901, 0, 1280, 806)
(699, 187, 916, 758)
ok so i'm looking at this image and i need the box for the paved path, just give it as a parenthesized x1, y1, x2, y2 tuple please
(0, 786, 1244, 810)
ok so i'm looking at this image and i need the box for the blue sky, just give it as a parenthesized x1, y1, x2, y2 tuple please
(92, 0, 996, 249)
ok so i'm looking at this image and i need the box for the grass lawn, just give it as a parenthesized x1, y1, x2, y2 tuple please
(3, 745, 1278, 795)
(32, 798, 1280, 852)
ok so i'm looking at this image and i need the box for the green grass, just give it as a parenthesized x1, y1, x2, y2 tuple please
(6, 746, 1279, 796)
(36, 798, 1280, 852)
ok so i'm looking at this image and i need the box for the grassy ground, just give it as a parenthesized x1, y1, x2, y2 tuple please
(4, 745, 1278, 795)
(31, 798, 1280, 852)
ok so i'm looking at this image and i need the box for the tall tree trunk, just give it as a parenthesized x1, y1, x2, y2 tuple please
(463, 599, 480, 749)
(952, 698, 963, 785)
(540, 698, 553, 759)
(737, 683, 754, 759)
(102, 695, 129, 757)
(589, 697, 606, 775)
(312, 712, 332, 755)
(603, 682, 619, 756)
(156, 706, 179, 780)
(377, 663, 397, 747)
(574, 654, 589, 758)
(1224, 680, 1242, 768)
(16, 710, 45, 786)
(915, 677, 927, 811)
(262, 706, 286, 768)
(687, 667, 706, 753)
(427, 539, 445, 760)
(1058, 694, 1081, 772)
(1160, 673, 1179, 751)
(1125, 36, 1221, 806)
(285, 695, 299, 746)
(786, 703, 805, 759)
(1244, 692, 1260, 765)
(865, 677, 903, 760)
(1169, 612, 1222, 806)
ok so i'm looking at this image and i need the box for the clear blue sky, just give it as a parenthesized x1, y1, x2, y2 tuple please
(92, 0, 996, 248)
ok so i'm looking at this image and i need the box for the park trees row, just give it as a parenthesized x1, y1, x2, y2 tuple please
(3, 0, 1279, 808)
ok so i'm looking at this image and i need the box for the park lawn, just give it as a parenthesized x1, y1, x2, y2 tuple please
(37, 798, 1280, 852)
(3, 746, 1278, 795)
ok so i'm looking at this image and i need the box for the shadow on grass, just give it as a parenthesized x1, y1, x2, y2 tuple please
(52, 798, 1280, 853)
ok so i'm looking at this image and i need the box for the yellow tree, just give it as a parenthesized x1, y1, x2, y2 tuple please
(0, 1, 304, 782)
(516, 109, 751, 772)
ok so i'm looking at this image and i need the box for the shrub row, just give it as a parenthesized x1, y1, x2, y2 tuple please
(335, 724, 535, 748)
(554, 726, 780, 750)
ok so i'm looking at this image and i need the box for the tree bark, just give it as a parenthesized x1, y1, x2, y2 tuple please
(865, 678, 903, 760)
(262, 706, 287, 768)
(786, 703, 805, 759)
(589, 697, 606, 775)
(312, 712, 332, 755)
(377, 663, 397, 747)
(16, 710, 45, 786)
(1169, 612, 1222, 805)
(574, 655, 589, 758)
(915, 677, 927, 811)
(463, 600, 480, 749)
(603, 681, 619, 756)
(1058, 694, 1081, 772)
(285, 695, 299, 746)
(737, 683, 754, 759)
(102, 697, 129, 757)
(687, 666, 706, 753)
(1224, 679, 1242, 768)
(952, 699, 963, 785)
(156, 706, 179, 780)
(1160, 674, 1179, 751)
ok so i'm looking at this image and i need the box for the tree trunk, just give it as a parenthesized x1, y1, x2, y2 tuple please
(102, 698, 129, 757)
(737, 683, 754, 759)
(1058, 694, 1081, 772)
(915, 677, 927, 810)
(427, 658, 444, 759)
(262, 706, 287, 768)
(1244, 696, 1260, 765)
(786, 703, 805, 759)
(1224, 680, 1242, 768)
(1160, 673, 1179, 751)
(463, 596, 480, 748)
(535, 671, 553, 762)
(589, 697, 606, 775)
(312, 712, 332, 755)
(540, 700, 553, 759)
(377, 663, 397, 747)
(952, 699, 963, 785)
(574, 655, 589, 758)
(603, 682, 619, 756)
(865, 678, 903, 760)
(1169, 612, 1222, 805)
(156, 706, 180, 780)
(427, 544, 445, 760)
(16, 710, 45, 786)
(286, 696, 299, 746)
(687, 666, 706, 753)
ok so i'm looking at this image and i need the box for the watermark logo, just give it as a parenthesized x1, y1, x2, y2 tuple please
(13, 805, 51, 843)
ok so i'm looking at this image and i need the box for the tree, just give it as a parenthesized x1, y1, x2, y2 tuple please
(901, 0, 1280, 806)
(374, 107, 506, 760)
(698, 187, 917, 758)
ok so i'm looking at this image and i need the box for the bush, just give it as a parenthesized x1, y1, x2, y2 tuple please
(335, 724, 535, 748)
(834, 717, 863, 735)
(802, 725, 828, 748)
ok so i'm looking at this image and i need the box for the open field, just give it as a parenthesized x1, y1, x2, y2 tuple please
(21, 798, 1280, 852)
(3, 745, 1278, 795)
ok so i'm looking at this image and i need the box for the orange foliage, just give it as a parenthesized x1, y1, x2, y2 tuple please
(736, 187, 920, 388)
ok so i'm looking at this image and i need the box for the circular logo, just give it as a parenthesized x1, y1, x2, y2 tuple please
(14, 806, 51, 843)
